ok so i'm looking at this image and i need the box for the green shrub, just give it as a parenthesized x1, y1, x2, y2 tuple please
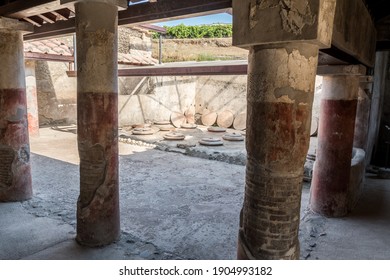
(152, 24, 233, 39)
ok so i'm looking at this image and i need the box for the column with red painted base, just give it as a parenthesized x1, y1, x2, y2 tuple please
(63, 0, 127, 246)
(0, 18, 33, 202)
(233, 0, 337, 259)
(311, 65, 365, 217)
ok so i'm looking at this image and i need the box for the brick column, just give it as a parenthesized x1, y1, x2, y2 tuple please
(25, 60, 39, 137)
(233, 0, 336, 259)
(62, 0, 127, 246)
(311, 65, 366, 217)
(0, 18, 33, 202)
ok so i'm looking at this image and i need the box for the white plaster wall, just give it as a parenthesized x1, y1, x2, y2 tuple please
(48, 62, 77, 101)
(36, 60, 77, 125)
(118, 76, 197, 126)
(36, 63, 324, 129)
(195, 76, 247, 115)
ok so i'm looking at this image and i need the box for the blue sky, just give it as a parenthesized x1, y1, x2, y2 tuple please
(155, 13, 232, 27)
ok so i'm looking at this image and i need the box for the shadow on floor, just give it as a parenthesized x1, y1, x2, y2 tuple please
(1, 140, 390, 260)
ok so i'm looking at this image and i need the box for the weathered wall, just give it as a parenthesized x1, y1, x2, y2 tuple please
(34, 32, 250, 127)
(195, 76, 247, 115)
(118, 76, 197, 126)
(35, 59, 247, 127)
(36, 67, 323, 129)
(35, 27, 152, 126)
(36, 60, 77, 125)
(119, 27, 152, 53)
(33, 32, 326, 129)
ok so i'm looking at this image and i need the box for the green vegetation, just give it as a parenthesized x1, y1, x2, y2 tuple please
(160, 53, 234, 63)
(153, 24, 232, 39)
(195, 54, 232, 62)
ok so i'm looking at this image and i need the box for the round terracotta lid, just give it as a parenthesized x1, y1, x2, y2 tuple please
(217, 110, 234, 128)
(207, 126, 226, 132)
(154, 120, 171, 125)
(171, 111, 186, 128)
(181, 123, 197, 129)
(201, 109, 217, 126)
(164, 132, 185, 140)
(233, 112, 246, 130)
(222, 132, 244, 141)
(159, 125, 174, 131)
(132, 127, 154, 135)
(184, 107, 196, 124)
(199, 137, 223, 146)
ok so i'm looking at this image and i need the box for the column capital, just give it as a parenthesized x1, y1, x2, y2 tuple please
(61, 0, 128, 10)
(0, 17, 33, 33)
(317, 64, 366, 76)
(233, 0, 336, 49)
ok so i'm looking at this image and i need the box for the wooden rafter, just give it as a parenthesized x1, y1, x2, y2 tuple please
(23, 17, 42, 27)
(55, 8, 71, 20)
(0, 0, 58, 17)
(38, 13, 55, 23)
(66, 5, 75, 14)
(24, 52, 74, 62)
(51, 10, 68, 21)
(23, 15, 44, 27)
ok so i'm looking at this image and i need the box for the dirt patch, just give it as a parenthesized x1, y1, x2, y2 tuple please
(152, 38, 249, 62)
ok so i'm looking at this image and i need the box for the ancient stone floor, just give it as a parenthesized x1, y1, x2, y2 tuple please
(0, 127, 389, 260)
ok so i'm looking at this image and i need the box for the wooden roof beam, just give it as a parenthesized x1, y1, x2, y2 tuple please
(24, 52, 74, 62)
(38, 13, 56, 23)
(0, 0, 75, 19)
(0, 0, 57, 17)
(23, 15, 44, 27)
(25, 17, 75, 40)
(55, 8, 72, 19)
(51, 10, 68, 21)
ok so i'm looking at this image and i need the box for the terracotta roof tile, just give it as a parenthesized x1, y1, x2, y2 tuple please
(25, 38, 157, 66)
(118, 52, 158, 66)
(24, 39, 73, 57)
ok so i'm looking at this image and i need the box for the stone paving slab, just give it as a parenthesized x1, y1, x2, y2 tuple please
(0, 203, 74, 260)
(25, 233, 180, 260)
